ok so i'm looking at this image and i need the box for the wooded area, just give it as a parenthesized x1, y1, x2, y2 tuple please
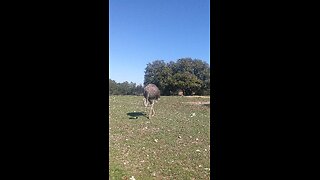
(109, 58, 210, 96)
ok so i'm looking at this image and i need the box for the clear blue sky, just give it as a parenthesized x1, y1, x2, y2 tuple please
(109, 0, 210, 85)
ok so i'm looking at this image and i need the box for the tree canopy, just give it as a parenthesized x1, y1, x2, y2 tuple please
(144, 58, 210, 96)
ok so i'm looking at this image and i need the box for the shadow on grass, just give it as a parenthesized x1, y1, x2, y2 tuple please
(203, 104, 210, 107)
(127, 111, 147, 119)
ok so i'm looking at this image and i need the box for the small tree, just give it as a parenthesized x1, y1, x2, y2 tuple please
(135, 84, 144, 95)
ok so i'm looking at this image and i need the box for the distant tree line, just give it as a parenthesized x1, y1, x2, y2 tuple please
(144, 58, 210, 96)
(109, 58, 210, 96)
(109, 79, 144, 95)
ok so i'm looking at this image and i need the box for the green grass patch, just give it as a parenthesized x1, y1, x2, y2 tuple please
(109, 164, 128, 180)
(109, 95, 211, 179)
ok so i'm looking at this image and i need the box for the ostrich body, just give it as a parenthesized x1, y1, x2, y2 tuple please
(143, 84, 160, 118)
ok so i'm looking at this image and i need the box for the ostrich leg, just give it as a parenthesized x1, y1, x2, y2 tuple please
(143, 98, 148, 116)
(143, 98, 148, 107)
(149, 100, 156, 118)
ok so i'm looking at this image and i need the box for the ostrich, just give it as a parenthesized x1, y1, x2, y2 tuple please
(143, 84, 160, 119)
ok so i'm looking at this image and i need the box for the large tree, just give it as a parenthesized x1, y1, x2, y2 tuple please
(144, 60, 173, 95)
(144, 58, 210, 96)
(171, 72, 203, 95)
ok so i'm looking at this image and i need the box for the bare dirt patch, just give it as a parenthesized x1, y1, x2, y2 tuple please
(184, 96, 210, 98)
(182, 101, 210, 105)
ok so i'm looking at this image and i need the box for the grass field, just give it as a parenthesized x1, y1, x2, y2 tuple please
(109, 95, 211, 179)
